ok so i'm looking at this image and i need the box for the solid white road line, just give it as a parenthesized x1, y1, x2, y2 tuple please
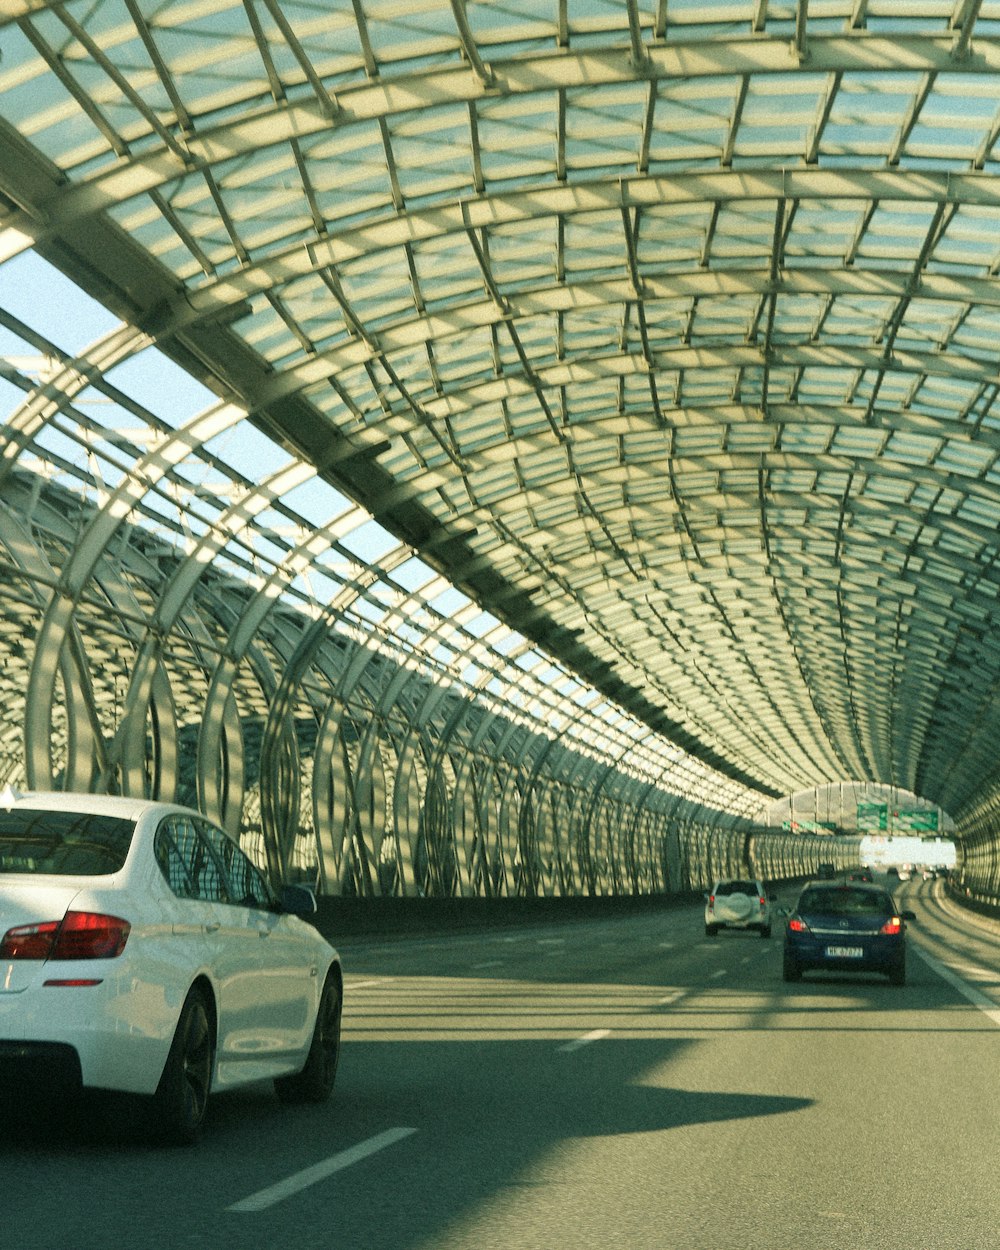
(913, 946, 1000, 1028)
(557, 1029, 611, 1053)
(227, 1128, 418, 1213)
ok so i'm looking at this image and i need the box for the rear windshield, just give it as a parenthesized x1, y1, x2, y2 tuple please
(0, 810, 135, 875)
(716, 881, 758, 895)
(800, 887, 892, 915)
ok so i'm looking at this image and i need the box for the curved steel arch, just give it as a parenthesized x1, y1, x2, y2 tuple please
(3, 3, 1000, 896)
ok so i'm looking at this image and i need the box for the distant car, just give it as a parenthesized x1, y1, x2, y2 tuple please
(705, 879, 774, 938)
(848, 869, 874, 883)
(817, 862, 836, 879)
(782, 882, 915, 985)
(0, 790, 342, 1144)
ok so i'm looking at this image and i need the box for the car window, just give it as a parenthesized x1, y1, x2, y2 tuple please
(800, 887, 890, 914)
(716, 881, 757, 895)
(198, 820, 275, 910)
(0, 809, 134, 875)
(154, 816, 230, 903)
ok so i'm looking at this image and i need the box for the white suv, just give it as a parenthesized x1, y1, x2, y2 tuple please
(705, 878, 774, 938)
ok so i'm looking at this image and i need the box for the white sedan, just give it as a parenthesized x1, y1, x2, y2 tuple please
(0, 789, 342, 1144)
(704, 878, 774, 938)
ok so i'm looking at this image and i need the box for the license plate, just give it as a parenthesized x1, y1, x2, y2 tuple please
(826, 945, 863, 958)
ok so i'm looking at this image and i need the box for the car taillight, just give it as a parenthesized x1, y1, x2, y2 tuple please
(879, 916, 903, 935)
(0, 920, 59, 960)
(707, 895, 715, 909)
(0, 912, 130, 960)
(759, 896, 767, 908)
(787, 917, 809, 932)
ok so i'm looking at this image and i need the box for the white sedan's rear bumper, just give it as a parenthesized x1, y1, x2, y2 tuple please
(0, 964, 184, 1095)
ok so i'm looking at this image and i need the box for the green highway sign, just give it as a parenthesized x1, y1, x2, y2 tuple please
(857, 802, 887, 831)
(893, 807, 938, 832)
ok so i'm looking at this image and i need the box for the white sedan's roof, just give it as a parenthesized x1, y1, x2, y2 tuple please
(0, 788, 175, 820)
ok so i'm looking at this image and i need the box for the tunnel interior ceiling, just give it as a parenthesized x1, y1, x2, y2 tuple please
(2, 3, 1000, 832)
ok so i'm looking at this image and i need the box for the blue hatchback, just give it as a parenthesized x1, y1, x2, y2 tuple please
(782, 882, 915, 985)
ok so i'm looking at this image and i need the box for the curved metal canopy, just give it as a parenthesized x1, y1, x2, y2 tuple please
(2, 1, 1000, 832)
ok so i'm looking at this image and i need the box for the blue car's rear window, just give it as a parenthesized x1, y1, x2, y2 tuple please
(0, 810, 135, 875)
(800, 887, 893, 915)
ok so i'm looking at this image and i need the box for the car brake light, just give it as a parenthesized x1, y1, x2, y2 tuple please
(0, 920, 59, 960)
(788, 917, 809, 932)
(879, 916, 903, 935)
(707, 895, 715, 909)
(0, 912, 130, 961)
(759, 896, 767, 908)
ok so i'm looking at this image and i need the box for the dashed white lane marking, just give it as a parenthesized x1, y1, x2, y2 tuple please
(228, 1128, 417, 1213)
(472, 960, 506, 969)
(708, 969, 727, 979)
(345, 979, 387, 990)
(657, 991, 683, 1006)
(557, 1029, 611, 1053)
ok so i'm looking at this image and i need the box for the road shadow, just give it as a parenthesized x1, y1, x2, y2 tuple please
(0, 1032, 812, 1250)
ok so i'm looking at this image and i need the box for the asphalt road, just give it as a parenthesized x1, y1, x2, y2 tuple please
(5, 877, 1000, 1250)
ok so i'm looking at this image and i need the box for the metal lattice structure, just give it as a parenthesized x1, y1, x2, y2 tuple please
(1, 1, 1000, 893)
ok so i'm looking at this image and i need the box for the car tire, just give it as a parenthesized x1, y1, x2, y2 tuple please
(152, 986, 214, 1146)
(782, 954, 801, 982)
(275, 972, 342, 1105)
(705, 924, 718, 937)
(760, 924, 772, 939)
(888, 959, 906, 986)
